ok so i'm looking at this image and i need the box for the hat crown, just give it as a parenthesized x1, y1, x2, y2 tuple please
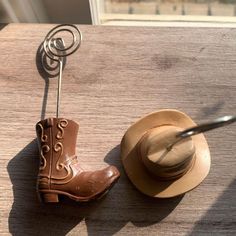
(139, 125, 196, 180)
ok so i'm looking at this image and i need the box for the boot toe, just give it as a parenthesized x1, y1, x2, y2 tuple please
(103, 166, 120, 180)
(94, 165, 120, 197)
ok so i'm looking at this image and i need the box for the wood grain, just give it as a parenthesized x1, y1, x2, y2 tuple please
(0, 23, 235, 236)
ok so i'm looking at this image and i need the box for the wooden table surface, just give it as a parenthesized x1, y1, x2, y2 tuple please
(0, 23, 235, 236)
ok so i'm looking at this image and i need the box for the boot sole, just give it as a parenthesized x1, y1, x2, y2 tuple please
(38, 175, 119, 203)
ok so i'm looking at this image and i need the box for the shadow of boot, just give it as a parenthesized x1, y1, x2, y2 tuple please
(8, 139, 107, 235)
(7, 139, 119, 236)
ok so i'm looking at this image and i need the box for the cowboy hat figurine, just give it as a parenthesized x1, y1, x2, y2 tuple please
(121, 109, 235, 198)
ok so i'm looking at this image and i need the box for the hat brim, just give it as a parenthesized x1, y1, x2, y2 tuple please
(121, 109, 211, 198)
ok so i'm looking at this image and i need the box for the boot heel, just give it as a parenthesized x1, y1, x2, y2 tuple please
(40, 192, 59, 203)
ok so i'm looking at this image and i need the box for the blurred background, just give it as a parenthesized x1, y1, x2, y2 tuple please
(1, 0, 236, 25)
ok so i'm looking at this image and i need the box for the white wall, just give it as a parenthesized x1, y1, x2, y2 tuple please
(0, 0, 92, 24)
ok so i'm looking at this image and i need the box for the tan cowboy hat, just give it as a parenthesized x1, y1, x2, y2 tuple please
(121, 109, 211, 198)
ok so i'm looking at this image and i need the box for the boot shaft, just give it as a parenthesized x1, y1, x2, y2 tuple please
(36, 118, 79, 188)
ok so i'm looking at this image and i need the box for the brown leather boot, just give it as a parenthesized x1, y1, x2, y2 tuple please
(36, 117, 120, 203)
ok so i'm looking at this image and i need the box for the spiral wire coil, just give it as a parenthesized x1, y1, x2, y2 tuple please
(43, 24, 82, 117)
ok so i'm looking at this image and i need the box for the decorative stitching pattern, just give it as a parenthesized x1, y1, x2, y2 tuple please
(51, 119, 73, 181)
(36, 123, 48, 142)
(39, 144, 50, 171)
(38, 119, 76, 183)
(36, 123, 49, 171)
(54, 142, 64, 170)
(50, 165, 74, 184)
(56, 119, 68, 139)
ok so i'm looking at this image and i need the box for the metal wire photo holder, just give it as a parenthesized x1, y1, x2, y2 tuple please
(43, 24, 82, 118)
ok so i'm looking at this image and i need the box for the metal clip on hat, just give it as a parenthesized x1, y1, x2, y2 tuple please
(121, 109, 235, 198)
(36, 24, 120, 203)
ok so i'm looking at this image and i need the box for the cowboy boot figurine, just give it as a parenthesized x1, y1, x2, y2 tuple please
(36, 118, 119, 203)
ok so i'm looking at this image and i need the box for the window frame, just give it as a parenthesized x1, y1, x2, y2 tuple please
(90, 0, 236, 27)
